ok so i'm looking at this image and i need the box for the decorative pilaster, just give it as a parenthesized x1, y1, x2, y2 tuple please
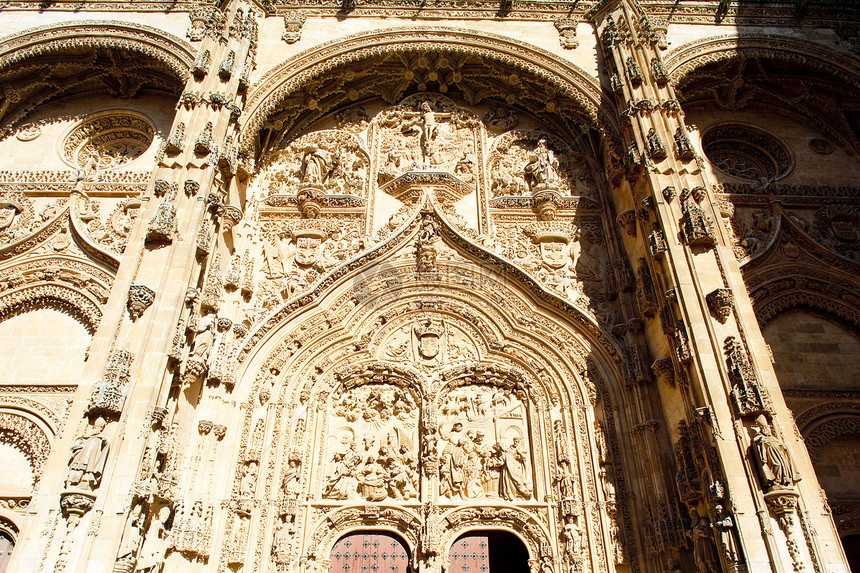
(589, 1, 840, 571)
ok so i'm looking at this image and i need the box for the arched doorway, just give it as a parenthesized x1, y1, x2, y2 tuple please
(0, 518, 18, 573)
(449, 531, 529, 573)
(329, 531, 410, 573)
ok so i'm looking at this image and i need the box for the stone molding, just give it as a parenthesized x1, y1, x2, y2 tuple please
(241, 26, 609, 152)
(0, 20, 196, 82)
(664, 34, 860, 91)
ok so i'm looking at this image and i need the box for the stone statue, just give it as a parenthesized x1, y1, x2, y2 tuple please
(402, 101, 441, 163)
(690, 516, 720, 573)
(751, 415, 797, 490)
(282, 456, 302, 499)
(239, 461, 258, 497)
(299, 145, 338, 185)
(189, 312, 217, 362)
(498, 437, 532, 500)
(65, 417, 110, 491)
(440, 422, 468, 498)
(113, 501, 145, 573)
(523, 138, 560, 192)
(136, 505, 172, 573)
(562, 515, 583, 554)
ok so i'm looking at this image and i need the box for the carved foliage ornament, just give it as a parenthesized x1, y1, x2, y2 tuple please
(62, 113, 155, 174)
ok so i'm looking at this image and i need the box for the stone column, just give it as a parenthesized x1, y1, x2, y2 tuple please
(589, 0, 848, 571)
(8, 2, 258, 572)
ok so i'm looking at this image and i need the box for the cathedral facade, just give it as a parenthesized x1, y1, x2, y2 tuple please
(0, 0, 857, 572)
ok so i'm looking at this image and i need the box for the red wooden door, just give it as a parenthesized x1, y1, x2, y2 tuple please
(449, 532, 529, 573)
(330, 531, 410, 573)
(449, 534, 490, 573)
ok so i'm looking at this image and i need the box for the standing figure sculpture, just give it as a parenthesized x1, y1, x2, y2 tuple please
(751, 415, 797, 490)
(402, 102, 441, 164)
(524, 138, 560, 192)
(498, 437, 532, 500)
(65, 417, 110, 491)
(300, 145, 338, 186)
(690, 516, 720, 573)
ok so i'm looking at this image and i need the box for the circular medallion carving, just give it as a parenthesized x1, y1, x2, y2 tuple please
(15, 123, 40, 142)
(702, 124, 792, 182)
(809, 138, 834, 155)
(62, 112, 155, 172)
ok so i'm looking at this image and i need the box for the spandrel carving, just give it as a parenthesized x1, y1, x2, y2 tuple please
(323, 383, 419, 501)
(438, 385, 532, 501)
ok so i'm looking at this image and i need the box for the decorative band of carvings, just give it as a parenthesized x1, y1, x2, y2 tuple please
(665, 34, 860, 90)
(0, 283, 102, 333)
(0, 20, 196, 81)
(241, 26, 608, 150)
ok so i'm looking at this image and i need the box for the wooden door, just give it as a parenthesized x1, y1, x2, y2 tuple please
(330, 531, 410, 573)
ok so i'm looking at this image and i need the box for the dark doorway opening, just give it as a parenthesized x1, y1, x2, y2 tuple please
(844, 533, 860, 573)
(449, 531, 529, 573)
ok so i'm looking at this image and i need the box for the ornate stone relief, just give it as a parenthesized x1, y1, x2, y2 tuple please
(702, 124, 792, 182)
(322, 383, 419, 502)
(437, 384, 533, 501)
(61, 113, 155, 176)
(375, 95, 479, 189)
(261, 130, 369, 198)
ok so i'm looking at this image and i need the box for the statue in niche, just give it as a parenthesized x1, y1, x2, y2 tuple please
(114, 501, 145, 573)
(524, 137, 560, 192)
(438, 386, 532, 501)
(239, 461, 258, 497)
(281, 455, 302, 499)
(498, 437, 533, 500)
(136, 505, 172, 573)
(750, 415, 798, 490)
(299, 145, 338, 186)
(690, 516, 720, 573)
(454, 150, 475, 184)
(66, 417, 110, 491)
(272, 512, 296, 561)
(189, 312, 217, 362)
(562, 515, 583, 554)
(554, 459, 576, 501)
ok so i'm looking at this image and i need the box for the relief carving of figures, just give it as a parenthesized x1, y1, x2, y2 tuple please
(300, 145, 338, 186)
(751, 415, 798, 491)
(261, 130, 369, 197)
(65, 417, 110, 491)
(438, 385, 532, 501)
(323, 383, 418, 501)
(189, 312, 217, 363)
(524, 137, 560, 192)
(377, 94, 479, 178)
(489, 131, 595, 199)
(0, 192, 33, 245)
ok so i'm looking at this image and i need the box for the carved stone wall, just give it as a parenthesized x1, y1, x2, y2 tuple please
(0, 5, 857, 573)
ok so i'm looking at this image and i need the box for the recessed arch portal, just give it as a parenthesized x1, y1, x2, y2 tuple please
(449, 531, 530, 573)
(329, 531, 411, 573)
